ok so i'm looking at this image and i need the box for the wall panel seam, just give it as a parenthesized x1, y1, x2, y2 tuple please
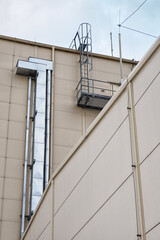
(37, 221, 51, 240)
(54, 115, 129, 216)
(145, 221, 160, 235)
(70, 174, 133, 240)
(134, 71, 160, 107)
(140, 142, 160, 166)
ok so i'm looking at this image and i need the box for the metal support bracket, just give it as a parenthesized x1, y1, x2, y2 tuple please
(131, 164, 136, 168)
(20, 212, 33, 222)
(30, 110, 37, 121)
(27, 211, 34, 221)
(137, 234, 142, 237)
(27, 159, 36, 170)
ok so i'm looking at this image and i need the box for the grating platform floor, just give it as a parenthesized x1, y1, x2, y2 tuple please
(77, 92, 111, 110)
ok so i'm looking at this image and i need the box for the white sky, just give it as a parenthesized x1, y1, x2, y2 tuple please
(0, 0, 159, 60)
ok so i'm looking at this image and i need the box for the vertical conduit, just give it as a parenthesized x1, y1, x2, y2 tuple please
(45, 70, 51, 187)
(44, 70, 51, 190)
(21, 76, 31, 238)
(28, 78, 36, 218)
(128, 81, 146, 239)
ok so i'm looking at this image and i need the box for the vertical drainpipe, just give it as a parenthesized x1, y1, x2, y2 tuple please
(127, 81, 146, 240)
(44, 70, 51, 189)
(21, 76, 31, 238)
(50, 46, 55, 176)
(28, 78, 36, 218)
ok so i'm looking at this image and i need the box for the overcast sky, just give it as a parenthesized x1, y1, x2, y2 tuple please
(0, 0, 159, 60)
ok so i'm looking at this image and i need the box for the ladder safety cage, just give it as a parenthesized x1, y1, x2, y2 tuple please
(69, 22, 93, 81)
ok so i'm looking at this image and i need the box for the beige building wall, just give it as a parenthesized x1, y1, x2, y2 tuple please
(20, 37, 160, 240)
(0, 38, 52, 240)
(0, 35, 134, 240)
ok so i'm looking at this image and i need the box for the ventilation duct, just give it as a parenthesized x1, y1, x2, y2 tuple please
(16, 57, 53, 237)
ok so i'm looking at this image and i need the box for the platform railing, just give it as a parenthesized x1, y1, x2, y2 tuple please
(76, 78, 120, 101)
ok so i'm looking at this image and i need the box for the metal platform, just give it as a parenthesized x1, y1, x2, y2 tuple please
(77, 92, 111, 110)
(76, 77, 119, 110)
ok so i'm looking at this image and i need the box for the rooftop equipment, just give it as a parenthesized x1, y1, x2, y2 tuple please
(70, 23, 118, 110)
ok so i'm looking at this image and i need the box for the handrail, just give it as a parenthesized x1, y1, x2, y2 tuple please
(80, 84, 116, 92)
(69, 32, 81, 49)
(76, 77, 118, 99)
(76, 87, 116, 98)
(76, 77, 120, 90)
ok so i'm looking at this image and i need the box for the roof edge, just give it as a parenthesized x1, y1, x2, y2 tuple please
(126, 36, 160, 83)
(0, 34, 136, 63)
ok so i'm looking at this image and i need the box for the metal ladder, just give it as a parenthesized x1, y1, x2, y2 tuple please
(70, 23, 93, 93)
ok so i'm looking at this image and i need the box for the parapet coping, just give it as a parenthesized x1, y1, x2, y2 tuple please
(0, 34, 137, 64)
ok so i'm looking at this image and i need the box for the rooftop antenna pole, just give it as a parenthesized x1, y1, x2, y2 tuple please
(109, 11, 114, 57)
(118, 10, 123, 84)
(110, 32, 114, 57)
